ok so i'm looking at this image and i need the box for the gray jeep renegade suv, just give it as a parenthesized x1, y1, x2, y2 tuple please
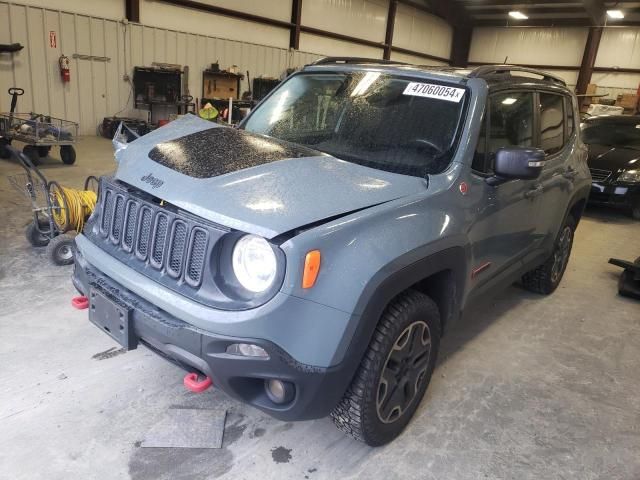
(73, 59, 591, 446)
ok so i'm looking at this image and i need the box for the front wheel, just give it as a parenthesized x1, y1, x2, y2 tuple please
(522, 216, 576, 294)
(331, 290, 441, 446)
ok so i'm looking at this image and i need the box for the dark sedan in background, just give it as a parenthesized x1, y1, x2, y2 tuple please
(581, 115, 640, 220)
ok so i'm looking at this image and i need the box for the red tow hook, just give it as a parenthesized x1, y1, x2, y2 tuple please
(183, 372, 213, 393)
(71, 296, 89, 310)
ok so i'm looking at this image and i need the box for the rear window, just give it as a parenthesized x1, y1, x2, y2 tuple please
(539, 93, 565, 155)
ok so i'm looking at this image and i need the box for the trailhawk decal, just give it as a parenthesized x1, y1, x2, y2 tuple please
(402, 82, 465, 103)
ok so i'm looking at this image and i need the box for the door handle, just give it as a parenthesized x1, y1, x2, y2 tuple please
(562, 167, 577, 180)
(524, 184, 543, 199)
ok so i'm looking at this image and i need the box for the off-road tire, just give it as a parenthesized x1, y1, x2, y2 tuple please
(25, 222, 50, 247)
(331, 290, 441, 446)
(46, 233, 75, 266)
(521, 215, 576, 294)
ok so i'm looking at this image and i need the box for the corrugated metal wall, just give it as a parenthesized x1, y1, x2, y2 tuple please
(469, 26, 640, 99)
(0, 0, 455, 135)
(469, 27, 588, 88)
(0, 1, 322, 134)
(594, 27, 640, 99)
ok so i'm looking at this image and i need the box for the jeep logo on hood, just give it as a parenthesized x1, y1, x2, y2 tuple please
(141, 173, 164, 189)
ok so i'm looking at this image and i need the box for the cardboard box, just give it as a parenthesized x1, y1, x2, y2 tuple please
(586, 83, 598, 95)
(615, 93, 639, 111)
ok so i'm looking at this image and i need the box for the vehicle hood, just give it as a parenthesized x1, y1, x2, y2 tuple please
(114, 115, 426, 238)
(587, 144, 640, 171)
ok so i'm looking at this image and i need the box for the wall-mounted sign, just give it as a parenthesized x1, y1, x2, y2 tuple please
(49, 31, 57, 48)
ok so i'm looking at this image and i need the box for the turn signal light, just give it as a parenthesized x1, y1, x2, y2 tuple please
(302, 250, 321, 289)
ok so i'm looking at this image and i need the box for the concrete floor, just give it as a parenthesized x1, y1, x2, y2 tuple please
(1, 136, 639, 480)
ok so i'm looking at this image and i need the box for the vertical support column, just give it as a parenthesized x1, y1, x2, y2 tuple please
(290, 0, 302, 50)
(383, 0, 398, 60)
(125, 0, 140, 22)
(450, 24, 472, 67)
(576, 26, 603, 96)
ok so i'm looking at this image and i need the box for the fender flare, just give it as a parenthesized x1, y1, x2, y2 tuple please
(564, 184, 591, 225)
(333, 245, 467, 379)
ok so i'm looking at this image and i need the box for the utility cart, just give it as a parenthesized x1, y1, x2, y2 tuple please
(0, 87, 78, 165)
(6, 145, 97, 265)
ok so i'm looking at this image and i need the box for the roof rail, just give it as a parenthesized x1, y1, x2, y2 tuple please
(469, 65, 566, 86)
(311, 57, 407, 66)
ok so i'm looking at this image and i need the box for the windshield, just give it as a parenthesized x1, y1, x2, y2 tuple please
(242, 72, 467, 176)
(582, 122, 640, 149)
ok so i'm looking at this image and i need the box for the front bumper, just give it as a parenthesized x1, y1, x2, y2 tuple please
(589, 182, 640, 207)
(73, 250, 355, 421)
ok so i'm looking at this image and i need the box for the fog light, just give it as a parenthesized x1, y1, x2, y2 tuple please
(265, 379, 295, 404)
(226, 343, 269, 358)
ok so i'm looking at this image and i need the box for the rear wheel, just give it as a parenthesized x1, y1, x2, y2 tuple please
(25, 222, 50, 247)
(60, 145, 76, 165)
(522, 216, 576, 294)
(331, 290, 441, 446)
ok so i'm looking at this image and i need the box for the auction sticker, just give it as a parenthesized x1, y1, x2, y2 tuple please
(403, 82, 465, 103)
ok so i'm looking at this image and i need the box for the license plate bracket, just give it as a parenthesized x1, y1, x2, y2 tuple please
(89, 289, 137, 350)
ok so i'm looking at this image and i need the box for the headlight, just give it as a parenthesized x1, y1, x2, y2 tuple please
(618, 169, 640, 183)
(232, 234, 277, 293)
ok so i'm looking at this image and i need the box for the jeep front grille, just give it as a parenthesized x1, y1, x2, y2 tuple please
(95, 178, 226, 289)
(589, 168, 611, 183)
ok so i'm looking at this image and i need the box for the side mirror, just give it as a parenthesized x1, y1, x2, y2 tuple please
(487, 147, 546, 185)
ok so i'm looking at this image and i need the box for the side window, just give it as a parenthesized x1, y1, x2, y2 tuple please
(565, 95, 575, 139)
(539, 92, 565, 155)
(487, 91, 534, 169)
(472, 112, 487, 172)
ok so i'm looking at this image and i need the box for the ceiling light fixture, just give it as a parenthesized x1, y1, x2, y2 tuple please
(508, 11, 528, 20)
(607, 10, 625, 19)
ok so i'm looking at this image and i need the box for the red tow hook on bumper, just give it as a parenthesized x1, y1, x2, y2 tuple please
(183, 372, 213, 393)
(71, 296, 89, 310)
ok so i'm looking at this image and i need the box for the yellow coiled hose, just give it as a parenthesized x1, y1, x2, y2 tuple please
(51, 186, 97, 232)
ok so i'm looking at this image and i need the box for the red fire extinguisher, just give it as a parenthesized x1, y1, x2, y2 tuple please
(59, 54, 70, 83)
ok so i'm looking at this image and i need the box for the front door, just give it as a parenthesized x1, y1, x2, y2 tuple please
(467, 90, 543, 291)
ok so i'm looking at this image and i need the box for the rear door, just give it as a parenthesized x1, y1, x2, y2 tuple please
(535, 91, 575, 248)
(467, 89, 543, 290)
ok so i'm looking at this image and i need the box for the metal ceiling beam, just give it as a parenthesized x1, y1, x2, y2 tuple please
(469, 6, 587, 16)
(451, 24, 472, 67)
(576, 26, 603, 96)
(398, 0, 471, 27)
(125, 0, 140, 22)
(583, 0, 606, 25)
(474, 18, 593, 26)
(461, 0, 582, 6)
(289, 0, 302, 50)
(383, 0, 398, 60)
